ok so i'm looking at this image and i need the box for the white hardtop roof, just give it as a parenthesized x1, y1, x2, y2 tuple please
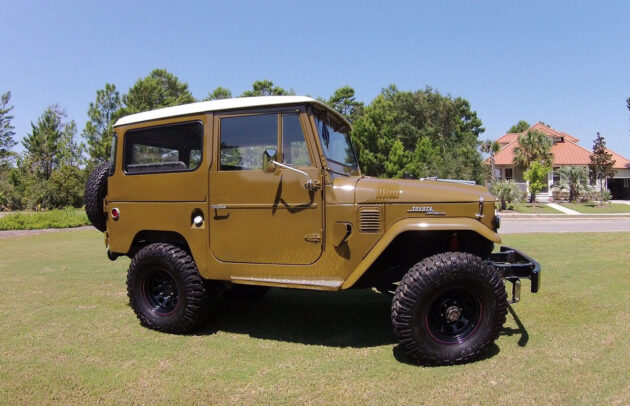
(114, 96, 351, 128)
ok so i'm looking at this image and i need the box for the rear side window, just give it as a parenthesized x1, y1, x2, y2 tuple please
(123, 122, 203, 174)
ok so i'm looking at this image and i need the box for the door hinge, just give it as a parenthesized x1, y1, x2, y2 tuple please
(304, 233, 321, 243)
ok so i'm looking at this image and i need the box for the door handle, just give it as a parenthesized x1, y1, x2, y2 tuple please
(211, 204, 229, 219)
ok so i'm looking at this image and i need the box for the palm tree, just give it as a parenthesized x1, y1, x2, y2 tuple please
(513, 130, 553, 170)
(481, 140, 501, 182)
(555, 166, 589, 202)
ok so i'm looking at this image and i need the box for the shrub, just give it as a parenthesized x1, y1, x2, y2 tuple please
(490, 180, 522, 211)
(0, 207, 88, 230)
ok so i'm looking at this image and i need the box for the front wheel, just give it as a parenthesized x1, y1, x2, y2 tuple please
(391, 252, 507, 365)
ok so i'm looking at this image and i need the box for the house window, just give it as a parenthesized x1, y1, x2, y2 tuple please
(552, 167, 561, 185)
(504, 168, 513, 181)
(624, 179, 629, 188)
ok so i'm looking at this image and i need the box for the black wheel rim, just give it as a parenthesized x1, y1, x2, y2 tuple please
(143, 270, 179, 315)
(425, 287, 482, 345)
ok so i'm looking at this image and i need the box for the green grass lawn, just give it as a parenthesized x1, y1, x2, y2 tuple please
(559, 202, 630, 213)
(507, 202, 563, 214)
(1, 230, 629, 404)
(0, 207, 89, 230)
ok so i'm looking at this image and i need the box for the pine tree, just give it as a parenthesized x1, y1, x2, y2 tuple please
(241, 80, 293, 97)
(0, 91, 17, 165)
(83, 84, 122, 163)
(204, 87, 232, 101)
(122, 69, 195, 114)
(22, 105, 83, 179)
(589, 132, 615, 204)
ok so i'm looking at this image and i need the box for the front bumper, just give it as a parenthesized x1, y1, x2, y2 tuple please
(488, 246, 541, 294)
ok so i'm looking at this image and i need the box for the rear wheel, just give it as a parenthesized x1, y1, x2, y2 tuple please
(391, 252, 507, 365)
(127, 243, 209, 333)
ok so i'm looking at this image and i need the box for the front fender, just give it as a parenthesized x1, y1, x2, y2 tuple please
(341, 217, 501, 289)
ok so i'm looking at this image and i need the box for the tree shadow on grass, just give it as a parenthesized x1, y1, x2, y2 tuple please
(197, 288, 396, 348)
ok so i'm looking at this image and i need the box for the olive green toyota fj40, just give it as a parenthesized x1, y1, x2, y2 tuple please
(85, 96, 540, 365)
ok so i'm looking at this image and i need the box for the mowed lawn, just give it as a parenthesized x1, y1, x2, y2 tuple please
(1, 230, 629, 404)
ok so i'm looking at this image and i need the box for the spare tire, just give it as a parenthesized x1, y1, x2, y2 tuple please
(85, 162, 110, 232)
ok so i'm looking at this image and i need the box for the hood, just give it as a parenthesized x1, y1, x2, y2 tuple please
(331, 176, 494, 204)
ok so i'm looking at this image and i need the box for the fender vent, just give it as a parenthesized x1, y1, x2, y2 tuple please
(359, 207, 382, 233)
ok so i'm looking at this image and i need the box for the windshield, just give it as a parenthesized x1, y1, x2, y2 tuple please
(314, 113, 358, 172)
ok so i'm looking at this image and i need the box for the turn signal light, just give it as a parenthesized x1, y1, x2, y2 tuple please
(111, 208, 120, 220)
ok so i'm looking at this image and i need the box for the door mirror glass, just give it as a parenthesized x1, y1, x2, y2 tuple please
(262, 148, 278, 172)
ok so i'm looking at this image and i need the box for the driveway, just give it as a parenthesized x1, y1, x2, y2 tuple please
(500, 217, 630, 234)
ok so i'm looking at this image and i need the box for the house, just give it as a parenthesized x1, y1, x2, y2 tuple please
(490, 123, 630, 200)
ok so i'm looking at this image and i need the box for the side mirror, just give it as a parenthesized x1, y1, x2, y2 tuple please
(263, 148, 278, 172)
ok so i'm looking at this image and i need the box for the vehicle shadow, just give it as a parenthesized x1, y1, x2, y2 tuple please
(197, 288, 396, 348)
(500, 305, 529, 347)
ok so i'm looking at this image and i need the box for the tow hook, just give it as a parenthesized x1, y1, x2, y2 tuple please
(507, 278, 521, 304)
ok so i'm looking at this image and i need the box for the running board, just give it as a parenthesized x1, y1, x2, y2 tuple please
(231, 276, 343, 289)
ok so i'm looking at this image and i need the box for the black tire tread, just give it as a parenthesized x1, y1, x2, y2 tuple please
(84, 162, 110, 232)
(127, 243, 209, 334)
(391, 252, 507, 365)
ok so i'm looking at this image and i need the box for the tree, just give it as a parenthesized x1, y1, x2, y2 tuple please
(83, 83, 122, 163)
(22, 105, 83, 180)
(589, 132, 616, 205)
(204, 86, 232, 101)
(490, 180, 522, 211)
(326, 86, 364, 122)
(507, 120, 530, 133)
(240, 80, 293, 97)
(555, 166, 589, 202)
(351, 85, 485, 182)
(480, 140, 500, 183)
(0, 91, 17, 166)
(513, 130, 553, 170)
(122, 69, 195, 114)
(523, 161, 550, 203)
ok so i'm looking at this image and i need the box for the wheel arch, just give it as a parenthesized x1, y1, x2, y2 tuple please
(127, 230, 193, 258)
(341, 217, 501, 289)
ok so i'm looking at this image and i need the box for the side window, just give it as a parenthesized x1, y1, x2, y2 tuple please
(282, 114, 311, 167)
(220, 114, 277, 170)
(124, 122, 203, 174)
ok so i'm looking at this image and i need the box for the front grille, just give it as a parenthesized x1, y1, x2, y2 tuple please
(359, 207, 382, 233)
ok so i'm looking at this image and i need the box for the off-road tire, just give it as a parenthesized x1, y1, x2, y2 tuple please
(391, 252, 507, 365)
(127, 243, 209, 334)
(84, 161, 110, 232)
(225, 285, 270, 300)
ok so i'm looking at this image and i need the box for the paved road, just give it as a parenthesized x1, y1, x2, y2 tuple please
(500, 217, 630, 234)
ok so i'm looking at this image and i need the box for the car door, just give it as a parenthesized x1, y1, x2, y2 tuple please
(209, 108, 323, 265)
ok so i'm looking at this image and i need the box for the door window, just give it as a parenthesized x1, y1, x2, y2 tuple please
(220, 114, 277, 170)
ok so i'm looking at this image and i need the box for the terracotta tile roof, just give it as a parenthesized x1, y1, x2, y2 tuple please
(496, 133, 520, 144)
(489, 122, 628, 167)
(607, 149, 630, 169)
(550, 141, 592, 165)
(492, 135, 630, 168)
(493, 139, 520, 165)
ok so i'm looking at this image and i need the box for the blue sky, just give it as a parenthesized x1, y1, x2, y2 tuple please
(3, 1, 630, 158)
